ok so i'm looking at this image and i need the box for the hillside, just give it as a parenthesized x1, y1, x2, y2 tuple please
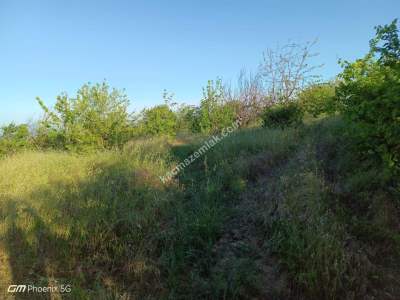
(0, 116, 399, 299)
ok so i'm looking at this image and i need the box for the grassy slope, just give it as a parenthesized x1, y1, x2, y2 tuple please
(0, 117, 399, 299)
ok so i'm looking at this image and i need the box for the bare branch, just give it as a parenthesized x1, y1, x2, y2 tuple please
(259, 40, 322, 103)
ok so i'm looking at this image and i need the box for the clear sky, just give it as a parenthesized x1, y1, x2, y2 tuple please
(0, 0, 399, 124)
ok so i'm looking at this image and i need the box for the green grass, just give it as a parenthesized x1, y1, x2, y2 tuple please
(260, 117, 400, 299)
(0, 118, 399, 299)
(0, 138, 175, 299)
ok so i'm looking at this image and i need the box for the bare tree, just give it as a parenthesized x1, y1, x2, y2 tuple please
(231, 69, 266, 126)
(260, 40, 322, 104)
(223, 40, 322, 126)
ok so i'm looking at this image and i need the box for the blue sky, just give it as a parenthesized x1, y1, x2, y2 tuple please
(0, 0, 399, 124)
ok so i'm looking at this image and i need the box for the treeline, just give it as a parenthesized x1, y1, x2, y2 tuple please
(0, 79, 240, 153)
(1, 20, 399, 174)
(0, 42, 335, 153)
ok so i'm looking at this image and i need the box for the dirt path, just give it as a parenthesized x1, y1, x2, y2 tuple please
(210, 151, 296, 299)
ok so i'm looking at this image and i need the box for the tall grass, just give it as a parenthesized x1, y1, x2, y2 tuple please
(0, 138, 175, 299)
(1, 119, 398, 299)
(164, 127, 302, 298)
(0, 127, 301, 299)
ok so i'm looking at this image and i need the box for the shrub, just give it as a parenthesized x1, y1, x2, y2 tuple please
(142, 104, 177, 136)
(36, 81, 132, 151)
(261, 102, 303, 128)
(194, 79, 238, 133)
(173, 104, 199, 134)
(0, 123, 31, 156)
(298, 82, 337, 117)
(336, 19, 400, 174)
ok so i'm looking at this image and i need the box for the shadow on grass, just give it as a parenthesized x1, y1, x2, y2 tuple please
(0, 125, 306, 299)
(0, 159, 173, 299)
(2, 200, 52, 300)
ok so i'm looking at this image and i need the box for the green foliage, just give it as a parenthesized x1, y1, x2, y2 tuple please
(370, 19, 400, 65)
(336, 19, 400, 173)
(298, 82, 337, 117)
(174, 104, 199, 133)
(142, 104, 177, 136)
(261, 102, 304, 128)
(36, 81, 132, 151)
(0, 123, 31, 156)
(194, 79, 238, 133)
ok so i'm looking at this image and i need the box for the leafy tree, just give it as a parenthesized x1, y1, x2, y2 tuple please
(0, 123, 31, 155)
(142, 104, 177, 136)
(174, 104, 199, 133)
(194, 79, 238, 133)
(36, 81, 132, 151)
(336, 19, 400, 173)
(370, 19, 400, 65)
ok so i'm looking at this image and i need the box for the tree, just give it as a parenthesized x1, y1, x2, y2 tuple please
(0, 123, 31, 155)
(336, 19, 400, 173)
(370, 19, 400, 65)
(227, 42, 322, 127)
(142, 104, 177, 136)
(174, 104, 199, 133)
(230, 69, 266, 127)
(259, 40, 322, 104)
(195, 79, 238, 133)
(36, 81, 132, 151)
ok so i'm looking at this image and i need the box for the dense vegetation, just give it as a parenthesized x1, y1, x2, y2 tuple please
(0, 21, 399, 299)
(337, 19, 400, 175)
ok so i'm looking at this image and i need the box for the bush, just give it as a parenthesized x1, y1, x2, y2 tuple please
(261, 102, 303, 128)
(36, 81, 132, 151)
(142, 104, 177, 136)
(0, 123, 31, 156)
(193, 79, 238, 133)
(336, 20, 400, 174)
(298, 82, 337, 117)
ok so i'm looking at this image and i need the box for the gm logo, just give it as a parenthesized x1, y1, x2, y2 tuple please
(7, 285, 27, 293)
